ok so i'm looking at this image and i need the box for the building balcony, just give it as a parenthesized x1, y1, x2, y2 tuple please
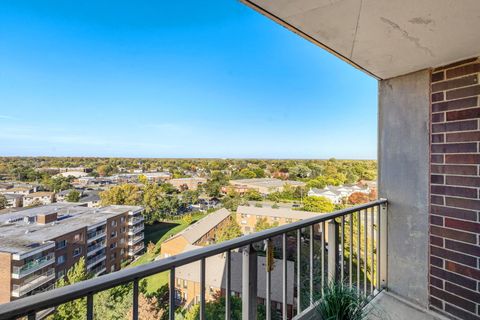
(86, 241, 106, 257)
(11, 269, 55, 298)
(86, 254, 106, 269)
(128, 224, 144, 235)
(128, 242, 145, 256)
(128, 216, 144, 226)
(87, 230, 106, 243)
(128, 234, 144, 246)
(11, 253, 55, 279)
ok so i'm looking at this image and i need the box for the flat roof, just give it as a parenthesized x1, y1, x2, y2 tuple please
(236, 205, 321, 219)
(0, 204, 143, 254)
(229, 178, 305, 188)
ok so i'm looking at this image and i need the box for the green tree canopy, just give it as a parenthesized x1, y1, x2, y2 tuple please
(66, 190, 81, 202)
(302, 196, 335, 213)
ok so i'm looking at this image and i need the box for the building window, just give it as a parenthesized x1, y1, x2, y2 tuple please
(110, 242, 117, 249)
(183, 280, 187, 289)
(57, 269, 65, 278)
(121, 226, 126, 233)
(120, 238, 125, 244)
(56, 240, 67, 250)
(74, 233, 82, 241)
(111, 220, 117, 227)
(110, 231, 117, 238)
(110, 253, 117, 260)
(176, 279, 181, 287)
(57, 255, 66, 265)
(73, 247, 82, 257)
(120, 217, 125, 223)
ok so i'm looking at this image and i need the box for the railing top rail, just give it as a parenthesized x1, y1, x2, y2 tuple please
(0, 199, 386, 319)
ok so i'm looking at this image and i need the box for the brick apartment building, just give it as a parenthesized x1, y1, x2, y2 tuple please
(224, 178, 306, 196)
(0, 203, 144, 304)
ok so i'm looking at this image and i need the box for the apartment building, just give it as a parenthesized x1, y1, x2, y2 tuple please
(235, 205, 321, 235)
(175, 250, 295, 318)
(225, 178, 306, 196)
(22, 192, 55, 207)
(0, 187, 33, 196)
(160, 208, 231, 257)
(4, 194, 23, 208)
(0, 203, 144, 304)
(169, 177, 207, 191)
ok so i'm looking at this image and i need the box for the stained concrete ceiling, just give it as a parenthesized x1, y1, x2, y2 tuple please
(242, 0, 480, 79)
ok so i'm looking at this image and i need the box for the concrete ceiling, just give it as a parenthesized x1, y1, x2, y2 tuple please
(242, 0, 480, 79)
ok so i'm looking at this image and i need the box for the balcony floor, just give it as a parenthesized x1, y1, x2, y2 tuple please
(366, 292, 446, 320)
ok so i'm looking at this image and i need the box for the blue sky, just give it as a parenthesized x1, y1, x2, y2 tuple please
(0, 1, 378, 159)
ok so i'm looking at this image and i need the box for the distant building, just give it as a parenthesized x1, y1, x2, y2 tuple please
(141, 172, 172, 182)
(225, 178, 306, 196)
(161, 208, 232, 257)
(0, 187, 33, 196)
(307, 184, 370, 204)
(56, 171, 89, 179)
(0, 204, 144, 304)
(4, 194, 23, 208)
(23, 192, 55, 207)
(169, 177, 207, 191)
(0, 183, 14, 192)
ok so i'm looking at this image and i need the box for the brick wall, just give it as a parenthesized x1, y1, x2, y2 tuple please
(430, 57, 480, 320)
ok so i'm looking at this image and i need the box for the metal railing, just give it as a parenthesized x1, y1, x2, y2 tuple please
(0, 199, 387, 320)
(11, 253, 55, 279)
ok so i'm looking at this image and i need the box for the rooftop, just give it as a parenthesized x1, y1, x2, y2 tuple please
(236, 205, 321, 220)
(0, 204, 143, 254)
(229, 178, 305, 187)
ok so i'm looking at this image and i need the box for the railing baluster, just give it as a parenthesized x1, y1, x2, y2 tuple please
(376, 206, 380, 291)
(321, 222, 325, 295)
(364, 209, 368, 295)
(87, 293, 93, 320)
(349, 214, 353, 289)
(309, 225, 314, 305)
(340, 216, 345, 283)
(169, 268, 175, 320)
(370, 207, 374, 294)
(242, 244, 258, 319)
(132, 279, 139, 320)
(266, 240, 272, 320)
(282, 233, 287, 320)
(200, 258, 206, 320)
(296, 229, 301, 315)
(379, 201, 388, 289)
(357, 211, 361, 294)
(225, 250, 231, 320)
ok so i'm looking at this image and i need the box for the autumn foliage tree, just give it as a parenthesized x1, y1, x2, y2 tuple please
(347, 192, 370, 205)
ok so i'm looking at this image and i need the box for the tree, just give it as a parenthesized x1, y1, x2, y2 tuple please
(52, 257, 90, 320)
(96, 164, 115, 177)
(28, 199, 43, 208)
(142, 183, 164, 223)
(347, 192, 370, 205)
(302, 196, 334, 213)
(255, 218, 279, 232)
(216, 217, 242, 243)
(138, 174, 148, 185)
(66, 190, 81, 202)
(182, 190, 199, 205)
(244, 189, 262, 201)
(100, 184, 142, 206)
(126, 294, 161, 320)
(0, 194, 7, 209)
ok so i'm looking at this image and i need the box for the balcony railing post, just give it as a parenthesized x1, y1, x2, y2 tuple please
(327, 220, 339, 283)
(242, 244, 257, 320)
(379, 200, 388, 289)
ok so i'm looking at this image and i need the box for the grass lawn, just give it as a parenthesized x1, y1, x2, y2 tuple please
(129, 212, 207, 293)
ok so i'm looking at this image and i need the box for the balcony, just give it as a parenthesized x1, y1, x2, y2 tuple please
(128, 224, 144, 235)
(86, 254, 106, 269)
(0, 201, 387, 319)
(128, 242, 145, 256)
(11, 253, 55, 279)
(128, 216, 144, 226)
(11, 269, 55, 298)
(87, 230, 106, 243)
(86, 241, 106, 257)
(128, 234, 144, 246)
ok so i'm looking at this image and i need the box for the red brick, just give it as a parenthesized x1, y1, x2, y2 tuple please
(445, 154, 480, 164)
(431, 205, 477, 221)
(446, 131, 480, 142)
(430, 215, 444, 226)
(432, 120, 477, 133)
(445, 282, 480, 306)
(430, 165, 477, 175)
(444, 303, 480, 320)
(435, 58, 479, 72)
(430, 266, 477, 290)
(446, 63, 480, 79)
(432, 97, 478, 112)
(445, 197, 480, 211)
(430, 275, 444, 288)
(430, 246, 477, 267)
(446, 107, 480, 121)
(431, 185, 478, 198)
(431, 155, 443, 164)
(445, 218, 480, 233)
(446, 85, 480, 100)
(430, 235, 444, 247)
(445, 175, 480, 187)
(429, 296, 443, 309)
(431, 195, 444, 205)
(432, 92, 444, 102)
(431, 71, 445, 83)
(432, 75, 478, 93)
(445, 261, 480, 280)
(431, 175, 444, 184)
(430, 226, 477, 244)
(431, 143, 477, 154)
(431, 112, 445, 123)
(432, 134, 444, 143)
(430, 257, 444, 269)
(445, 239, 480, 258)
(430, 286, 477, 312)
